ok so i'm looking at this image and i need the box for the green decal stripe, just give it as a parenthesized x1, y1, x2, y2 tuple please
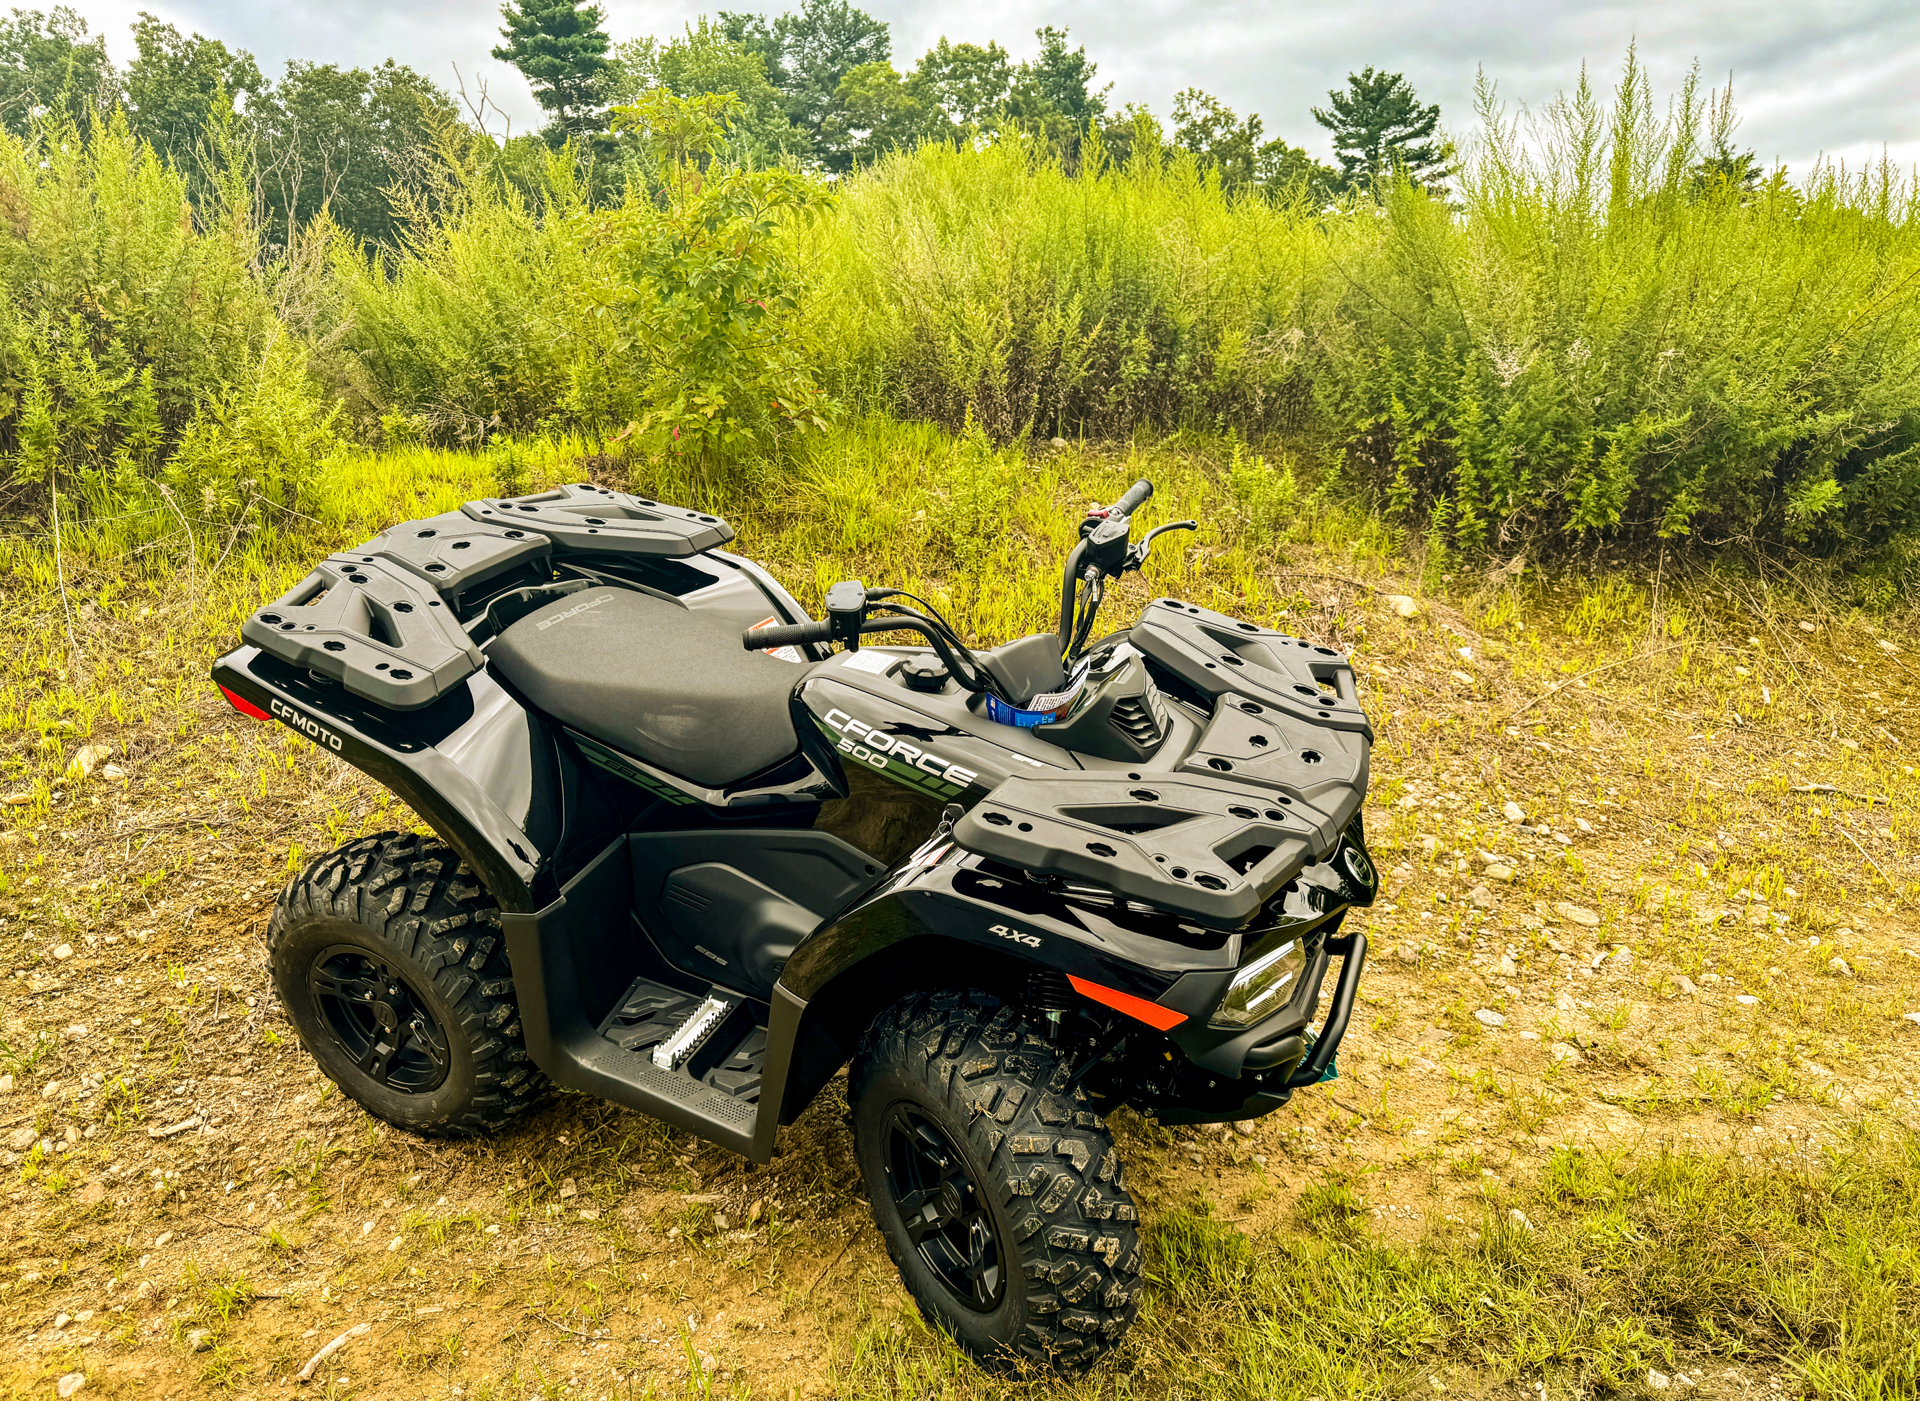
(573, 734, 700, 805)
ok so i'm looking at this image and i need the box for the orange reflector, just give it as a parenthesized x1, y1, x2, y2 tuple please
(1067, 975, 1187, 1031)
(220, 686, 270, 721)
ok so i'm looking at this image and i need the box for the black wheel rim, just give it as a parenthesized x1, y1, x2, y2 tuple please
(309, 945, 451, 1094)
(883, 1103, 1006, 1312)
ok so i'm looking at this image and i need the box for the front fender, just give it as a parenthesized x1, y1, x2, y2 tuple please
(767, 844, 1237, 1125)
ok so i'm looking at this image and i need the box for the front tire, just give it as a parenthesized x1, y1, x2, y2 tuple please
(850, 992, 1143, 1376)
(266, 831, 548, 1137)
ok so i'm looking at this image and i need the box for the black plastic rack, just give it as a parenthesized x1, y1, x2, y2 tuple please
(240, 485, 733, 711)
(954, 599, 1373, 925)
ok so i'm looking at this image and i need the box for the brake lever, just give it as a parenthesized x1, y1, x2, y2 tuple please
(1122, 520, 1197, 573)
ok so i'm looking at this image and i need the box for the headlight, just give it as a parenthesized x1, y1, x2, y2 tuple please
(1211, 929, 1307, 1028)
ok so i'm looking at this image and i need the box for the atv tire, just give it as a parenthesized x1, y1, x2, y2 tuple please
(266, 831, 548, 1137)
(850, 991, 1143, 1376)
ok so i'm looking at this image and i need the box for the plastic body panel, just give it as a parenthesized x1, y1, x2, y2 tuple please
(502, 840, 774, 1158)
(211, 646, 548, 909)
(629, 829, 883, 999)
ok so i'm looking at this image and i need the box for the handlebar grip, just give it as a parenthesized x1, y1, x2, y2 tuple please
(1112, 479, 1153, 517)
(743, 619, 833, 651)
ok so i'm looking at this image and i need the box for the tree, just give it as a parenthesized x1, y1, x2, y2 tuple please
(1311, 67, 1449, 191)
(125, 11, 265, 168)
(1095, 103, 1162, 169)
(823, 60, 927, 166)
(0, 7, 115, 138)
(1011, 26, 1106, 127)
(1171, 89, 1337, 199)
(1257, 138, 1339, 200)
(910, 38, 1011, 134)
(253, 61, 458, 250)
(714, 10, 789, 91)
(1173, 88, 1261, 187)
(767, 0, 889, 170)
(607, 21, 801, 167)
(492, 0, 612, 143)
(1690, 138, 1762, 198)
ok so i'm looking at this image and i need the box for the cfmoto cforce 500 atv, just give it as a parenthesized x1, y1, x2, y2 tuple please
(213, 477, 1373, 1374)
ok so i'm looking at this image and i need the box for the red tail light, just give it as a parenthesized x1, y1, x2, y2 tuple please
(220, 686, 270, 721)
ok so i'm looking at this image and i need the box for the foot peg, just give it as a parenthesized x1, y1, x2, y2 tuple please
(651, 995, 737, 1072)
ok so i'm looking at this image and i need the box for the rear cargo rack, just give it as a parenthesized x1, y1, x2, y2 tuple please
(461, 482, 733, 557)
(240, 487, 734, 711)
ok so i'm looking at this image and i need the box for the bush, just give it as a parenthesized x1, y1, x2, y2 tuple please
(319, 139, 605, 446)
(0, 107, 340, 548)
(326, 96, 837, 474)
(581, 91, 837, 469)
(1320, 58, 1920, 553)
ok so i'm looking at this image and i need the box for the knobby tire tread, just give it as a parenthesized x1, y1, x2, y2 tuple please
(266, 830, 548, 1138)
(852, 990, 1143, 1375)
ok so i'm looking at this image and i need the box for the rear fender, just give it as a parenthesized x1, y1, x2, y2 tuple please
(212, 645, 550, 910)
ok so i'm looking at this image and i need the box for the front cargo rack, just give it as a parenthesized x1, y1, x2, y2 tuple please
(954, 602, 1374, 925)
(239, 485, 733, 711)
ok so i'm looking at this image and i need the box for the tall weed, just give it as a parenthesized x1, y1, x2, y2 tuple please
(0, 108, 340, 548)
(1325, 54, 1920, 553)
(318, 140, 604, 446)
(801, 128, 1322, 442)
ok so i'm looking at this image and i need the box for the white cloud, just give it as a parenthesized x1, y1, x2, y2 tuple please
(68, 0, 1920, 172)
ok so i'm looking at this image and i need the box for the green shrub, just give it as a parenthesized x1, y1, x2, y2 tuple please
(325, 96, 837, 474)
(1321, 57, 1920, 553)
(581, 91, 837, 470)
(319, 139, 606, 446)
(0, 107, 340, 550)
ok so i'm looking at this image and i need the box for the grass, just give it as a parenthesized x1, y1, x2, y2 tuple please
(6, 421, 1920, 1397)
(827, 1132, 1920, 1400)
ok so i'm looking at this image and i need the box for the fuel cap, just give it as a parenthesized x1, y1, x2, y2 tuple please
(900, 655, 949, 692)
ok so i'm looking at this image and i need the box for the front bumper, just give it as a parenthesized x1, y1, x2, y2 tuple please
(1100, 927, 1368, 1127)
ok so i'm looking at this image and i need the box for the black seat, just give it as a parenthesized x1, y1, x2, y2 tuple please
(488, 587, 805, 789)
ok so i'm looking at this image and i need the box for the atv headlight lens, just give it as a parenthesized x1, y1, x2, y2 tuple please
(1211, 931, 1306, 1028)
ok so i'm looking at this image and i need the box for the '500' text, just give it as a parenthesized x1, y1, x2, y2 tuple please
(822, 709, 978, 788)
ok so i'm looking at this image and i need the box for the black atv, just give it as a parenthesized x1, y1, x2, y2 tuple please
(212, 477, 1373, 1374)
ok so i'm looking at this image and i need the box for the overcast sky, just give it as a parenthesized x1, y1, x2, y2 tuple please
(66, 0, 1920, 174)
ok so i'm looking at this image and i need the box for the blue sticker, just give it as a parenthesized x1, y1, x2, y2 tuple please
(985, 695, 1052, 728)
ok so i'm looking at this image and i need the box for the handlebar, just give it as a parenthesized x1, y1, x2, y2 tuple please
(1111, 479, 1153, 517)
(742, 619, 834, 650)
(742, 616, 936, 653)
(743, 613, 995, 697)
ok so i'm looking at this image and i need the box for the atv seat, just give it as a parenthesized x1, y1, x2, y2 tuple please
(488, 587, 805, 789)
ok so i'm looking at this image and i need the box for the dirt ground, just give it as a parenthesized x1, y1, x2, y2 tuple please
(4, 565, 1919, 1400)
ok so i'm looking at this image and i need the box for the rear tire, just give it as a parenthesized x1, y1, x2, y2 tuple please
(850, 991, 1143, 1376)
(266, 831, 548, 1137)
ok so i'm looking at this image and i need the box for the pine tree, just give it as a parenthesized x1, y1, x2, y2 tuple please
(1012, 26, 1106, 126)
(1311, 67, 1449, 191)
(493, 0, 612, 141)
(1690, 139, 1763, 198)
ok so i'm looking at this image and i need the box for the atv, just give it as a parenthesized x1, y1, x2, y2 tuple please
(212, 476, 1373, 1374)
